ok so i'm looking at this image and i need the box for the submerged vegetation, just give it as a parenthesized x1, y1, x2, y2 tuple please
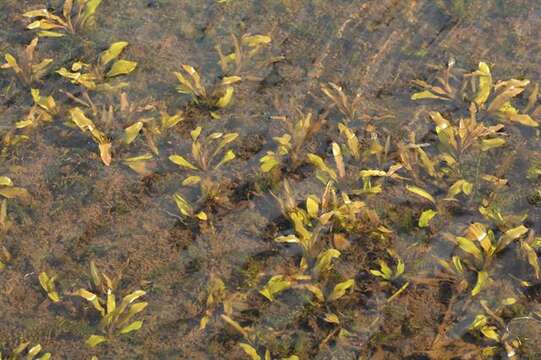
(1, 0, 541, 358)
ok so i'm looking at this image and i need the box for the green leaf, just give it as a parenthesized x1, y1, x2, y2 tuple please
(328, 279, 354, 302)
(480, 325, 500, 342)
(182, 176, 201, 186)
(100, 41, 129, 66)
(411, 90, 446, 101)
(406, 185, 435, 203)
(239, 343, 261, 360)
(472, 270, 489, 296)
(259, 153, 280, 172)
(306, 196, 319, 218)
(456, 236, 482, 260)
(313, 249, 341, 276)
(215, 150, 235, 169)
(80, 0, 103, 26)
(474, 62, 492, 107)
(169, 155, 198, 170)
(28, 344, 42, 357)
(507, 114, 539, 127)
(418, 209, 437, 228)
(124, 121, 143, 144)
(107, 60, 137, 77)
(69, 107, 94, 129)
(307, 153, 337, 181)
(86, 335, 106, 347)
(119, 320, 143, 334)
(0, 176, 14, 187)
(259, 275, 291, 301)
(481, 138, 506, 151)
(497, 225, 528, 252)
(215, 86, 234, 108)
(0, 187, 30, 200)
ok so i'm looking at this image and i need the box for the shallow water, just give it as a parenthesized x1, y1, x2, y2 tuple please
(1, 0, 541, 359)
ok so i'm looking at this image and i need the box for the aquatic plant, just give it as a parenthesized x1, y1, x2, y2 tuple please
(174, 64, 238, 116)
(216, 33, 274, 76)
(68, 107, 112, 165)
(169, 126, 238, 220)
(468, 298, 524, 358)
(23, 0, 103, 37)
(0, 342, 51, 360)
(320, 82, 362, 122)
(76, 261, 147, 347)
(57, 41, 137, 91)
(259, 111, 323, 174)
(39, 272, 61, 303)
(449, 222, 529, 295)
(1, 38, 52, 85)
(412, 62, 539, 127)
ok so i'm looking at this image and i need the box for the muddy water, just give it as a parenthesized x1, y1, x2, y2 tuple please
(1, 0, 541, 359)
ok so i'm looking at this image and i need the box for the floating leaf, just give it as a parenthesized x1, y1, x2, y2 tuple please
(107, 60, 137, 77)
